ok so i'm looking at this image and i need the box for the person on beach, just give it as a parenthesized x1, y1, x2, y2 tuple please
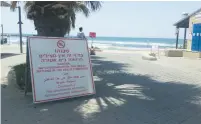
(77, 27, 86, 39)
(77, 27, 95, 55)
(90, 46, 96, 55)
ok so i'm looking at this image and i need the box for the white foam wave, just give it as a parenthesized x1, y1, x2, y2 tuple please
(88, 40, 177, 47)
(6, 37, 180, 49)
(7, 37, 27, 44)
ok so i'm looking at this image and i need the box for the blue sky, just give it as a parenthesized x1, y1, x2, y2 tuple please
(1, 1, 201, 38)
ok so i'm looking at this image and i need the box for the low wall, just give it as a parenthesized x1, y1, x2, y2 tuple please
(183, 51, 201, 59)
(164, 50, 183, 57)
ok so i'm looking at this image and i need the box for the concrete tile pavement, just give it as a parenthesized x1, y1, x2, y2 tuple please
(1, 52, 201, 124)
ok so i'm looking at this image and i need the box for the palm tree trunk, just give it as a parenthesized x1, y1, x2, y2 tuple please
(34, 17, 70, 37)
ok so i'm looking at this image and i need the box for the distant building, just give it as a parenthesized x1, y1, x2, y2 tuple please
(174, 8, 201, 52)
(187, 9, 201, 52)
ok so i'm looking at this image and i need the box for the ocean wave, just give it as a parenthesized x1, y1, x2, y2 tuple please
(88, 40, 177, 48)
(6, 37, 180, 49)
(6, 37, 27, 44)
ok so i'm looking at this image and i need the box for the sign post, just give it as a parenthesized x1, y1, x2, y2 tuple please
(89, 32, 96, 48)
(28, 36, 95, 103)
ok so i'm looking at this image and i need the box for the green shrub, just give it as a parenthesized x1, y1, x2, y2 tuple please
(13, 63, 26, 89)
(13, 63, 32, 92)
(149, 53, 156, 57)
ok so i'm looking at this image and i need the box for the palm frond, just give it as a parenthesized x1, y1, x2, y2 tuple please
(84, 1, 102, 11)
(52, 4, 67, 9)
(24, 1, 35, 8)
(70, 12, 76, 28)
(65, 18, 72, 35)
(11, 1, 102, 35)
(10, 1, 18, 11)
(73, 3, 90, 17)
(24, 1, 34, 12)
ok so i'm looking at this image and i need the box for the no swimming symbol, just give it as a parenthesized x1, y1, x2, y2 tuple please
(57, 40, 65, 48)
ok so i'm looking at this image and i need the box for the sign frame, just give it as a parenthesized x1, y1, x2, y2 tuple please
(28, 36, 95, 103)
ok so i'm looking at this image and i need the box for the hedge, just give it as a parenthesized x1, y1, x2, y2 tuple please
(13, 63, 32, 92)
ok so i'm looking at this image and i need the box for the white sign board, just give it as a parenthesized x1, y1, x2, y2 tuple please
(28, 36, 95, 103)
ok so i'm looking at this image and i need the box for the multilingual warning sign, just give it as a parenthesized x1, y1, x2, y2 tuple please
(28, 36, 95, 103)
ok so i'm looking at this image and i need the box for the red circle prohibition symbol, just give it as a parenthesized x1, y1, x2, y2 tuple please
(57, 40, 65, 48)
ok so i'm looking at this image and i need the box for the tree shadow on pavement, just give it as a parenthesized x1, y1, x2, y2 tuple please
(1, 53, 20, 59)
(1, 55, 201, 124)
(73, 55, 201, 124)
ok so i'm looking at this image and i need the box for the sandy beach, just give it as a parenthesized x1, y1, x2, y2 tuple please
(0, 44, 166, 55)
(1, 44, 201, 124)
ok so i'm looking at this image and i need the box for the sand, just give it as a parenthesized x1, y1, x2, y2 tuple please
(1, 44, 27, 54)
(0, 44, 165, 55)
(1, 44, 201, 124)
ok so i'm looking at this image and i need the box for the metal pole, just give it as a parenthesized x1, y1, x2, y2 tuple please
(24, 37, 29, 95)
(91, 38, 93, 48)
(183, 28, 187, 49)
(176, 28, 179, 49)
(18, 6, 23, 53)
(1, 24, 3, 43)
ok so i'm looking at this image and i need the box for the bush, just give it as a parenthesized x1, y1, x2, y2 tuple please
(13, 63, 26, 90)
(149, 53, 156, 57)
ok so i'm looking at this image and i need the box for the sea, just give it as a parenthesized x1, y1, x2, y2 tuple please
(3, 34, 183, 50)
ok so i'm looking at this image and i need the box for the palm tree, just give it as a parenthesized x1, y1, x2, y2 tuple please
(11, 1, 102, 37)
(10, 1, 102, 93)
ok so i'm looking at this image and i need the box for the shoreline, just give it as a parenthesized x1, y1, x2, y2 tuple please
(1, 44, 174, 49)
(0, 44, 178, 56)
(3, 36, 180, 49)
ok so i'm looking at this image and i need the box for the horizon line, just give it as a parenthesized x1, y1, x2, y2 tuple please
(1, 33, 181, 40)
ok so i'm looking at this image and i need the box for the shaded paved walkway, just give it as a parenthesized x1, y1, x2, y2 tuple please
(1, 52, 201, 124)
